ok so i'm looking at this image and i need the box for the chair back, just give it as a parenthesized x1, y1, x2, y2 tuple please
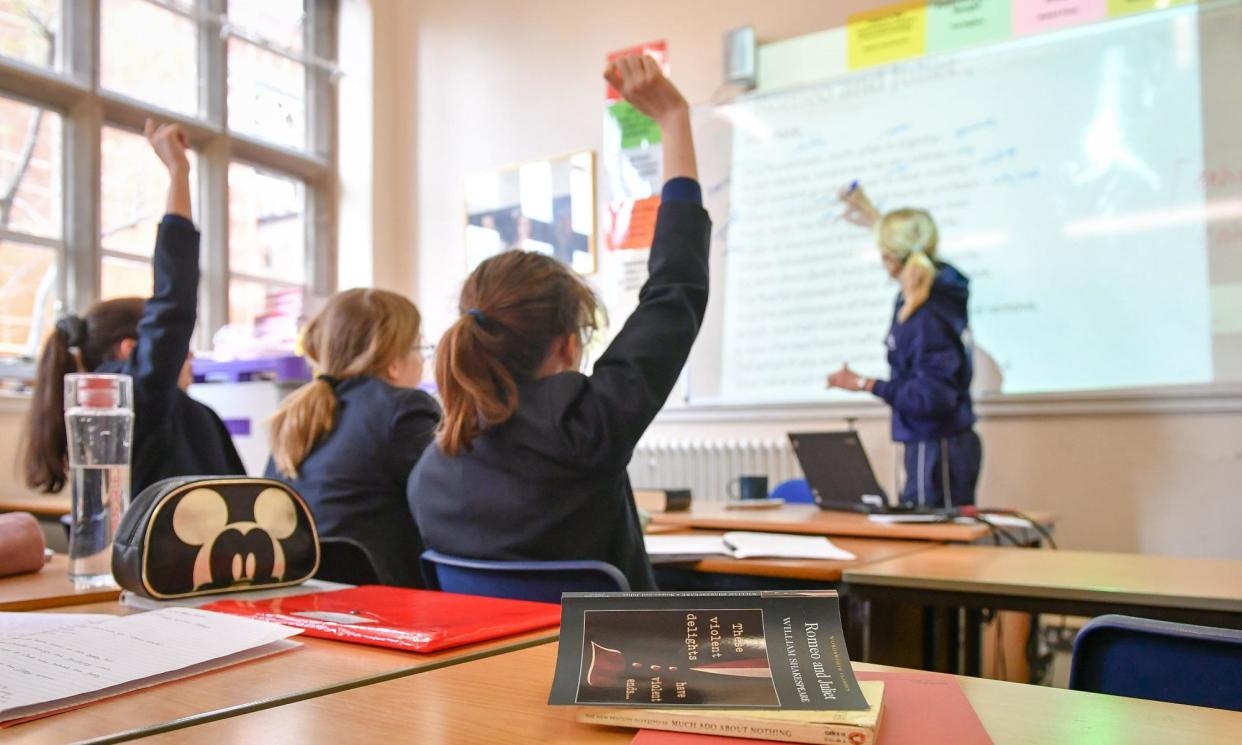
(769, 478, 814, 504)
(315, 536, 382, 585)
(1069, 614, 1242, 712)
(421, 550, 629, 604)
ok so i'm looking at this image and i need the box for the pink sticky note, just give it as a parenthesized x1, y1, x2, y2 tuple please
(1013, 0, 1107, 35)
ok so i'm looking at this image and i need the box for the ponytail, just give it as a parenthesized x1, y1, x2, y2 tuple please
(436, 251, 599, 456)
(22, 324, 81, 493)
(22, 300, 144, 493)
(875, 208, 939, 323)
(268, 288, 422, 478)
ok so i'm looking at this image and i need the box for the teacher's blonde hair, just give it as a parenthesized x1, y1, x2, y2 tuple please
(876, 208, 939, 323)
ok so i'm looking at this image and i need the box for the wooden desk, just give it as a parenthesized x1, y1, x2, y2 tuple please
(135, 643, 1242, 745)
(0, 495, 71, 518)
(5, 600, 558, 745)
(650, 504, 1057, 544)
(0, 554, 120, 611)
(844, 545, 1242, 676)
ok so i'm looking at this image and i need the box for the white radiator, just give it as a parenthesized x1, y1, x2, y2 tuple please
(627, 439, 803, 503)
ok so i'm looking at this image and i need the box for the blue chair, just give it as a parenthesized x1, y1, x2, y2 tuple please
(770, 478, 814, 504)
(1069, 614, 1242, 711)
(420, 550, 629, 603)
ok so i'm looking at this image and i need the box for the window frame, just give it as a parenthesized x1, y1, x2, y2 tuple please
(0, 0, 338, 356)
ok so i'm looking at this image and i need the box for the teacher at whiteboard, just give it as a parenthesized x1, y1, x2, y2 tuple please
(826, 184, 981, 508)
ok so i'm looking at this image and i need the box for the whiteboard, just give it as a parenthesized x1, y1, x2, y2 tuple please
(683, 1, 1242, 408)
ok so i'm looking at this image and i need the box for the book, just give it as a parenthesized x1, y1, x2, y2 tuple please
(202, 584, 561, 653)
(0, 608, 300, 727)
(549, 590, 868, 711)
(619, 671, 993, 745)
(644, 532, 856, 563)
(580, 680, 883, 744)
(635, 489, 692, 513)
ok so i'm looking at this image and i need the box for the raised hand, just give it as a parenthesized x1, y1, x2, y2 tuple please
(838, 183, 880, 229)
(144, 118, 190, 175)
(604, 54, 688, 126)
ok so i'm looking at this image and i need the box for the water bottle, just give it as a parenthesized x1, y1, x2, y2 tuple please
(64, 373, 133, 588)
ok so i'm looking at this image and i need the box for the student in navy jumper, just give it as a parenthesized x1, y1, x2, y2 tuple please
(829, 189, 982, 507)
(23, 120, 244, 498)
(266, 289, 439, 587)
(408, 56, 709, 591)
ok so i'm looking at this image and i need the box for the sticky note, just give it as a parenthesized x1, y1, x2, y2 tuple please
(608, 196, 661, 250)
(1108, 0, 1195, 16)
(848, 1, 928, 69)
(1013, 0, 1107, 36)
(927, 0, 1012, 52)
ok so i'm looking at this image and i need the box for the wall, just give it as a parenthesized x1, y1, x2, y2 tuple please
(372, 0, 1242, 559)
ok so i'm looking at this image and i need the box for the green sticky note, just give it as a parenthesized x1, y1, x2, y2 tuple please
(927, 0, 1011, 53)
(608, 101, 662, 149)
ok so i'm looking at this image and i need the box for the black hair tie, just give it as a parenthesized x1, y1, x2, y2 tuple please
(317, 374, 342, 387)
(55, 315, 88, 348)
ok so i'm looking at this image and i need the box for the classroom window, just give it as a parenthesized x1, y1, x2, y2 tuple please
(0, 0, 60, 70)
(0, 0, 339, 363)
(100, 0, 198, 116)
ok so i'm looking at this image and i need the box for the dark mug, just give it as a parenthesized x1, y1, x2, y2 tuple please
(728, 475, 769, 501)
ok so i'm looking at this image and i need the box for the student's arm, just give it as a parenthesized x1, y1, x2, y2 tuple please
(125, 121, 199, 422)
(561, 59, 709, 469)
(384, 392, 441, 488)
(870, 316, 962, 418)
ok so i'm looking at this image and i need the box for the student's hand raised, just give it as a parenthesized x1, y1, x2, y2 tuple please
(604, 54, 688, 126)
(144, 119, 191, 175)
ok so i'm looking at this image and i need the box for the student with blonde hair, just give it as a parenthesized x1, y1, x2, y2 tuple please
(828, 186, 981, 507)
(408, 56, 708, 591)
(266, 288, 439, 587)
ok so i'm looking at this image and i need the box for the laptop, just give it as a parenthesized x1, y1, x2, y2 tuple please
(787, 431, 939, 515)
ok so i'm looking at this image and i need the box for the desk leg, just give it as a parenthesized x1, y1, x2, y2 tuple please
(922, 606, 939, 671)
(964, 608, 984, 677)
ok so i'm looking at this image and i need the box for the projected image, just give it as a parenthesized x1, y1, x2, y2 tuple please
(465, 151, 596, 275)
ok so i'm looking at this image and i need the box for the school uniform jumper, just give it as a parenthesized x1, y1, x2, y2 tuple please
(870, 263, 982, 507)
(408, 179, 710, 592)
(265, 377, 440, 587)
(97, 215, 245, 498)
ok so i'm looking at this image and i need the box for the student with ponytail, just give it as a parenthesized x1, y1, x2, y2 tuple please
(408, 56, 708, 591)
(23, 120, 243, 497)
(828, 187, 982, 507)
(265, 289, 438, 587)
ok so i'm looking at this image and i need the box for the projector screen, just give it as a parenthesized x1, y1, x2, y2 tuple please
(684, 2, 1242, 406)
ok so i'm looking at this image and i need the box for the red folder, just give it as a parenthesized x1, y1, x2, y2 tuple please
(202, 585, 560, 653)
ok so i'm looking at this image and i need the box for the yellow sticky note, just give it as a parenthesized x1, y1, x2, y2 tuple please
(1108, 0, 1195, 17)
(848, 1, 928, 69)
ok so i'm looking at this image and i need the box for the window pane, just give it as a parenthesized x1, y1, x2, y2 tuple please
(0, 240, 56, 356)
(0, 96, 61, 239)
(228, 277, 302, 339)
(0, 0, 59, 68)
(101, 254, 152, 300)
(228, 0, 305, 53)
(101, 0, 197, 116)
(101, 126, 197, 258)
(228, 163, 305, 282)
(228, 38, 306, 149)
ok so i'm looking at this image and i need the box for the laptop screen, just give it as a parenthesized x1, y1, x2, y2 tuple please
(788, 431, 887, 511)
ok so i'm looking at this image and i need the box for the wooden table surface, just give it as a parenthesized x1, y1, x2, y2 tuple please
(0, 554, 120, 611)
(658, 532, 944, 582)
(0, 494, 71, 518)
(843, 545, 1242, 613)
(4, 600, 559, 745)
(651, 503, 1057, 543)
(134, 642, 1242, 745)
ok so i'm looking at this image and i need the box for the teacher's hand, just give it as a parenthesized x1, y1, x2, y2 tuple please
(827, 363, 865, 392)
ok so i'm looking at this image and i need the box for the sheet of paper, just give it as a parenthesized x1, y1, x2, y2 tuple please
(0, 612, 112, 638)
(723, 532, 857, 561)
(0, 607, 302, 723)
(643, 535, 729, 558)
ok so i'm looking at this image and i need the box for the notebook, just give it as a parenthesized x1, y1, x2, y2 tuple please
(202, 585, 561, 653)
